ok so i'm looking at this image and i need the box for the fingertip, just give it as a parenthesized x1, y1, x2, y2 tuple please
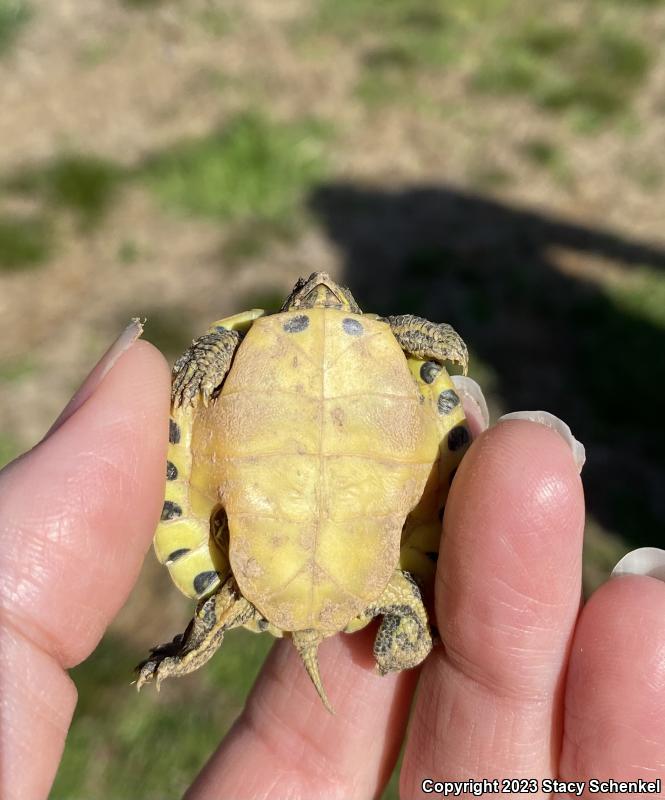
(562, 575, 665, 778)
(436, 418, 585, 693)
(448, 419, 584, 549)
(0, 339, 171, 666)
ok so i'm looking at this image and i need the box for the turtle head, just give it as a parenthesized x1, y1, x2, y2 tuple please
(281, 272, 361, 313)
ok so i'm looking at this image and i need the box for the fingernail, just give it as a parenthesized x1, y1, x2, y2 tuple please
(452, 375, 490, 434)
(611, 547, 665, 582)
(498, 410, 586, 473)
(46, 318, 144, 436)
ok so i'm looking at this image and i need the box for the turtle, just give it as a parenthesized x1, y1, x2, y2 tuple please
(136, 272, 470, 711)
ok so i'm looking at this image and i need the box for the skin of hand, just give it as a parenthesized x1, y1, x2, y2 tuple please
(1, 330, 665, 800)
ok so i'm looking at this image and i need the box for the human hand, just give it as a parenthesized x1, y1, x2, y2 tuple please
(2, 326, 664, 800)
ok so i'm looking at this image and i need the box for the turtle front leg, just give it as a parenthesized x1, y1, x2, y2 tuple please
(171, 325, 242, 408)
(386, 314, 468, 375)
(352, 569, 433, 675)
(135, 578, 258, 690)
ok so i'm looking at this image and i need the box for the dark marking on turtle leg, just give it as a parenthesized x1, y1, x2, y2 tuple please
(166, 547, 190, 564)
(386, 314, 468, 375)
(448, 425, 470, 451)
(161, 500, 182, 521)
(437, 389, 460, 415)
(166, 460, 178, 480)
(172, 327, 242, 408)
(135, 578, 257, 690)
(420, 360, 442, 385)
(193, 570, 219, 597)
(169, 419, 180, 444)
(365, 570, 432, 676)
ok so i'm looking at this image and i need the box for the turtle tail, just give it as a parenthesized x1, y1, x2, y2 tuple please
(292, 630, 334, 714)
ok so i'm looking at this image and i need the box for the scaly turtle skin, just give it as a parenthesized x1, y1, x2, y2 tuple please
(136, 272, 470, 711)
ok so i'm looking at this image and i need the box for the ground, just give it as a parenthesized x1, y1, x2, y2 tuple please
(0, 1, 663, 797)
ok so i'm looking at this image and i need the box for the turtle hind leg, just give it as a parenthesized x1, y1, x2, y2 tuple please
(386, 314, 468, 375)
(292, 629, 334, 713)
(366, 570, 433, 676)
(135, 577, 257, 690)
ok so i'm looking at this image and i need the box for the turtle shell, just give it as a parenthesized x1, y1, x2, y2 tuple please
(188, 307, 441, 632)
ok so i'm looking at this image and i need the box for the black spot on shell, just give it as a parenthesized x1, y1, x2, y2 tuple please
(342, 317, 363, 336)
(161, 500, 182, 521)
(283, 314, 309, 333)
(166, 461, 178, 480)
(257, 618, 269, 632)
(169, 419, 181, 444)
(438, 389, 460, 415)
(193, 570, 219, 596)
(425, 551, 438, 563)
(166, 547, 190, 563)
(215, 325, 227, 332)
(448, 425, 470, 452)
(420, 361, 441, 385)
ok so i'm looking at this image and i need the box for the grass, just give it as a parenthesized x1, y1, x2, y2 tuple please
(309, 0, 501, 107)
(116, 239, 140, 265)
(603, 265, 665, 331)
(0, 213, 52, 270)
(519, 137, 571, 184)
(139, 307, 197, 359)
(51, 629, 272, 799)
(306, 0, 654, 125)
(141, 112, 330, 226)
(472, 20, 652, 127)
(220, 218, 297, 267)
(0, 0, 30, 56)
(7, 154, 124, 230)
(0, 355, 36, 381)
(0, 432, 20, 468)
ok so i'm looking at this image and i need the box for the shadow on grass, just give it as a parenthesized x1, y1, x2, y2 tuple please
(309, 183, 665, 555)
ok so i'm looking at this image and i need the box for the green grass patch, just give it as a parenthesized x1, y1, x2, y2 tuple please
(0, 213, 52, 270)
(0, 432, 20, 468)
(220, 218, 297, 267)
(0, 0, 30, 56)
(197, 7, 233, 36)
(472, 20, 652, 127)
(519, 137, 571, 184)
(141, 112, 329, 226)
(140, 307, 196, 358)
(0, 356, 36, 381)
(603, 266, 665, 330)
(116, 239, 140, 265)
(307, 0, 508, 108)
(52, 629, 272, 799)
(8, 154, 124, 230)
(121, 0, 165, 7)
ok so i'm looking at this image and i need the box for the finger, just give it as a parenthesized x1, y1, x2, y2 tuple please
(186, 624, 418, 800)
(402, 420, 585, 791)
(560, 575, 665, 787)
(0, 338, 170, 800)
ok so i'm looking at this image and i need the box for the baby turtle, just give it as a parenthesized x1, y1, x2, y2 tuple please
(136, 272, 470, 710)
